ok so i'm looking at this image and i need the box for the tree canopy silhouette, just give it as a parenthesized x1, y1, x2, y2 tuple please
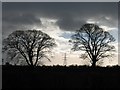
(3, 30, 56, 66)
(69, 24, 116, 67)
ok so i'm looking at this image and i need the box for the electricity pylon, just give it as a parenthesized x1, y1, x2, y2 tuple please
(63, 53, 67, 66)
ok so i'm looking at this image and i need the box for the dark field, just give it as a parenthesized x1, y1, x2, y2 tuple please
(2, 65, 120, 89)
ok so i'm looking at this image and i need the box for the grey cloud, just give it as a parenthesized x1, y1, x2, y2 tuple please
(97, 16, 118, 28)
(56, 16, 86, 31)
(3, 12, 41, 38)
(2, 2, 118, 35)
(3, 13, 41, 25)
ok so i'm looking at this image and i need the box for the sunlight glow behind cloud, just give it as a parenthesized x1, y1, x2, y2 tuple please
(2, 2, 118, 66)
(30, 17, 118, 66)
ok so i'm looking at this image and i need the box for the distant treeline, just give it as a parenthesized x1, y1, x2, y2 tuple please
(2, 65, 120, 72)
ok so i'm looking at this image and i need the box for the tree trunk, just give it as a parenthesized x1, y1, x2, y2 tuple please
(28, 51, 34, 66)
(92, 60, 96, 67)
(29, 56, 33, 66)
(92, 62, 96, 67)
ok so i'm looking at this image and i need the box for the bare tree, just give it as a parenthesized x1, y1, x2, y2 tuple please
(3, 30, 56, 66)
(69, 24, 116, 67)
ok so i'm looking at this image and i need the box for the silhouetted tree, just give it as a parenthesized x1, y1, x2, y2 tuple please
(69, 24, 115, 67)
(3, 30, 56, 66)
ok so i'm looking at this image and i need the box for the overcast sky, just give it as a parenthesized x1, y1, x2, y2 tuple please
(2, 2, 118, 66)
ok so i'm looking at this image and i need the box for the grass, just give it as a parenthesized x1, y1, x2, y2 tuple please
(2, 65, 120, 89)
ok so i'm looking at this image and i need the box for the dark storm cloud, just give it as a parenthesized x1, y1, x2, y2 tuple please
(2, 13, 41, 38)
(2, 2, 118, 37)
(56, 16, 86, 31)
(3, 13, 41, 25)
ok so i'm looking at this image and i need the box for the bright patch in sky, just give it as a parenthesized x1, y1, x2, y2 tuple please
(2, 3, 118, 66)
(32, 18, 87, 66)
(100, 25, 117, 31)
(31, 17, 118, 66)
(86, 19, 96, 24)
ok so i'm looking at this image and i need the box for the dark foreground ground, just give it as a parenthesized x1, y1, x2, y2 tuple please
(2, 65, 120, 89)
